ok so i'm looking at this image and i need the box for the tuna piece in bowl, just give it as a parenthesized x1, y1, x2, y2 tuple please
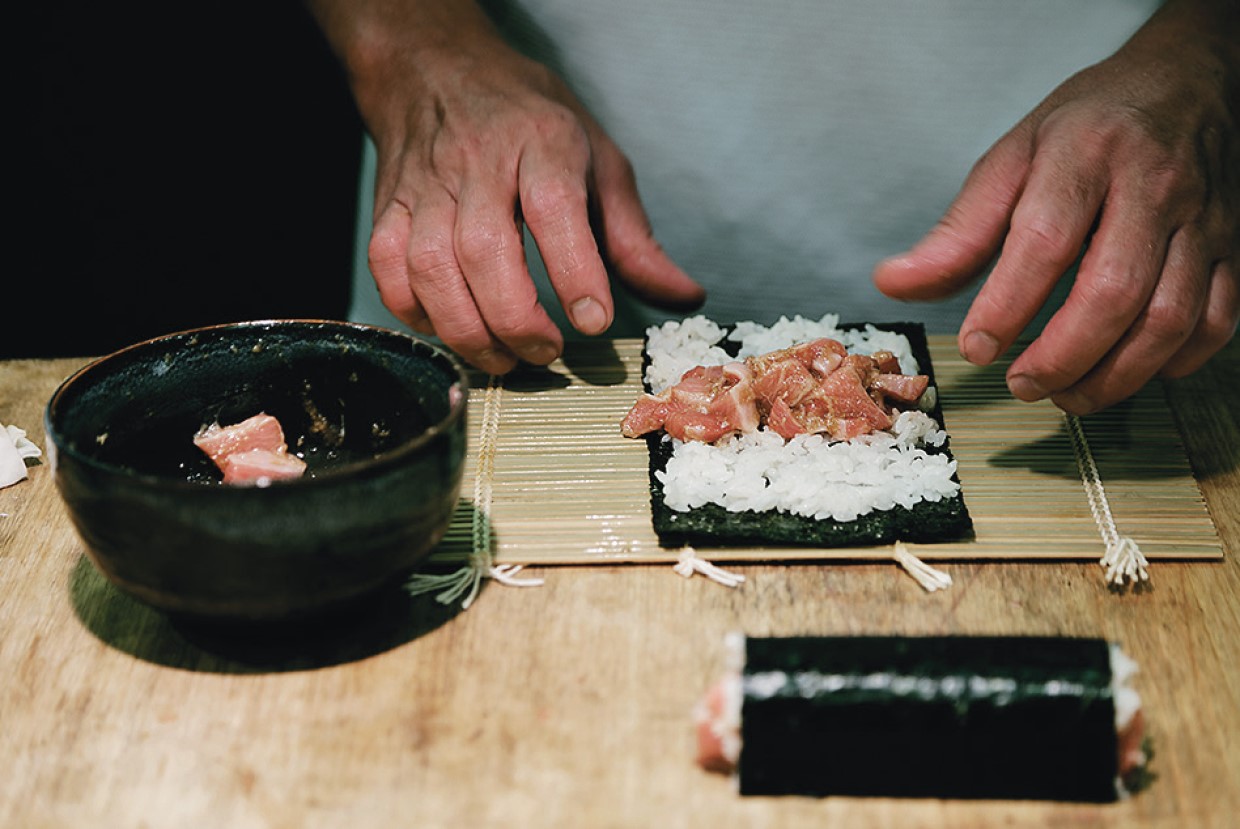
(45, 320, 468, 623)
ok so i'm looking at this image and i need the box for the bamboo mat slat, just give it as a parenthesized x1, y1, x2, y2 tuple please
(425, 337, 1223, 566)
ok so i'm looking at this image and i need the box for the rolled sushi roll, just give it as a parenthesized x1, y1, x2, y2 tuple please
(695, 634, 1149, 802)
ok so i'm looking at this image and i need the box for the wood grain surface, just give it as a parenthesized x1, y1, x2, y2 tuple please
(2, 337, 1238, 829)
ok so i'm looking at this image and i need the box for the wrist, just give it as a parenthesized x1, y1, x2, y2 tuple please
(1130, 0, 1240, 62)
(307, 0, 506, 135)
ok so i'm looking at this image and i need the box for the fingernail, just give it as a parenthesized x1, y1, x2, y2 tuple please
(1008, 373, 1048, 402)
(518, 342, 560, 365)
(570, 297, 609, 335)
(961, 330, 1000, 365)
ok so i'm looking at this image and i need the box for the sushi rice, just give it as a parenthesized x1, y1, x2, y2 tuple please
(645, 315, 961, 524)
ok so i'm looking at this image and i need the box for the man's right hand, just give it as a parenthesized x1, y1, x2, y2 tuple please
(311, 0, 705, 374)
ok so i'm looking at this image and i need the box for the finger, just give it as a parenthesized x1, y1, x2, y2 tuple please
(590, 142, 705, 311)
(1048, 226, 1210, 414)
(455, 162, 565, 365)
(873, 132, 1030, 303)
(517, 127, 615, 337)
(369, 199, 434, 334)
(1160, 258, 1240, 379)
(406, 188, 519, 375)
(957, 139, 1109, 366)
(1005, 184, 1169, 403)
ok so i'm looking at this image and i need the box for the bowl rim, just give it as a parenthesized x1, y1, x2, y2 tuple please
(43, 318, 470, 491)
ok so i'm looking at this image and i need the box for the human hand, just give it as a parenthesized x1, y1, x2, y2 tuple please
(312, 1, 703, 375)
(873, 0, 1239, 414)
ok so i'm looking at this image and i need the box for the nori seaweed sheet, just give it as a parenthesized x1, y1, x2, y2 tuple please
(642, 322, 973, 548)
(738, 636, 1121, 802)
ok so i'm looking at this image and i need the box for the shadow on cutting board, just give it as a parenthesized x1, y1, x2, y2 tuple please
(940, 358, 1236, 482)
(69, 556, 468, 673)
(988, 392, 1237, 482)
(66, 514, 482, 674)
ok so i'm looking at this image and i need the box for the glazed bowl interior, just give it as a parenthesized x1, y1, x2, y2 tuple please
(45, 320, 469, 623)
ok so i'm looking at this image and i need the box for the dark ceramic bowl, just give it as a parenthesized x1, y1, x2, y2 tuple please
(45, 320, 468, 623)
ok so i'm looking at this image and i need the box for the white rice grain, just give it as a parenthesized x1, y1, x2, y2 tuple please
(644, 314, 921, 393)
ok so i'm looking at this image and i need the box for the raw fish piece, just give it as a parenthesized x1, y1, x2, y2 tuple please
(621, 337, 929, 444)
(218, 448, 307, 486)
(193, 413, 306, 486)
(193, 413, 288, 462)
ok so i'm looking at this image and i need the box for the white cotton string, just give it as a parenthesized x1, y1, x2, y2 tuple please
(407, 375, 543, 609)
(489, 563, 544, 588)
(892, 541, 953, 592)
(1065, 413, 1149, 586)
(673, 547, 746, 587)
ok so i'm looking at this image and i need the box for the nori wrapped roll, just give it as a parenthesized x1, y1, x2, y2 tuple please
(636, 320, 973, 548)
(695, 635, 1149, 802)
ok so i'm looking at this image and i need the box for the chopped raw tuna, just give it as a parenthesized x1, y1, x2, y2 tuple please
(193, 413, 306, 486)
(1118, 708, 1147, 780)
(193, 413, 288, 462)
(621, 337, 930, 444)
(216, 448, 308, 485)
(694, 675, 740, 775)
(871, 372, 930, 405)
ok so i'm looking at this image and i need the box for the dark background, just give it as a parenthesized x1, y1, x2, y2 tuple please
(7, 2, 364, 357)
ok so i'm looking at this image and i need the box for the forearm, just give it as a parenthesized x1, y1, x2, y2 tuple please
(1128, 0, 1240, 62)
(305, 0, 511, 142)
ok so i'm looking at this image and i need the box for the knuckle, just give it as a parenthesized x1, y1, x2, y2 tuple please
(531, 103, 589, 147)
(1203, 213, 1238, 256)
(1196, 305, 1240, 355)
(522, 175, 588, 226)
(436, 319, 500, 362)
(1013, 340, 1083, 390)
(1015, 213, 1080, 264)
(377, 288, 419, 321)
(438, 328, 485, 355)
(404, 231, 460, 285)
(367, 230, 406, 277)
(455, 222, 517, 270)
(368, 276, 424, 329)
(1173, 223, 1208, 260)
(1133, 162, 1201, 217)
(367, 205, 411, 276)
(1076, 266, 1150, 317)
(600, 147, 637, 186)
(484, 301, 545, 341)
(1140, 296, 1198, 344)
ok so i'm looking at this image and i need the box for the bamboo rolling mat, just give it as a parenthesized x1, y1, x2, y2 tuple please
(424, 337, 1223, 567)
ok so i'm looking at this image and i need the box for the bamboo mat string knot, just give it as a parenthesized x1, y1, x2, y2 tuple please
(892, 541, 953, 591)
(1065, 413, 1150, 586)
(406, 374, 544, 608)
(673, 547, 746, 587)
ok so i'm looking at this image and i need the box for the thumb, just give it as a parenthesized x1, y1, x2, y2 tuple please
(874, 133, 1031, 301)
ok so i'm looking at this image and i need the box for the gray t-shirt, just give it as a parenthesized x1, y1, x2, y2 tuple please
(350, 0, 1160, 337)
